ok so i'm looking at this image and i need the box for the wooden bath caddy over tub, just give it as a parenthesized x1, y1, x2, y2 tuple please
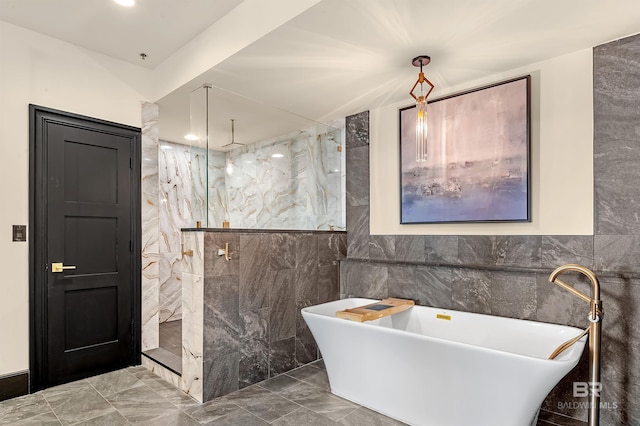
(336, 298, 415, 322)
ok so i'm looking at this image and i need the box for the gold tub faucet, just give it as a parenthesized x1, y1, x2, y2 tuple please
(548, 264, 602, 426)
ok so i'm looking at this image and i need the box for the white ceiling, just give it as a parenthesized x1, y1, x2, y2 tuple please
(0, 0, 243, 69)
(2, 0, 640, 147)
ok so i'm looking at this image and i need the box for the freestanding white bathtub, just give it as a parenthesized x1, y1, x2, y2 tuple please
(302, 298, 587, 426)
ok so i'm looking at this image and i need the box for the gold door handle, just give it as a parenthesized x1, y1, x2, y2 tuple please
(52, 262, 77, 273)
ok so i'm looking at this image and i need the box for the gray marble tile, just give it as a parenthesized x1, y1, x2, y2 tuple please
(204, 274, 240, 356)
(0, 411, 61, 425)
(239, 309, 270, 387)
(346, 145, 369, 207)
(369, 235, 394, 260)
(394, 235, 425, 262)
(75, 410, 128, 425)
(270, 234, 296, 270)
(183, 396, 240, 423)
(162, 387, 200, 411)
(495, 235, 542, 267)
(535, 273, 589, 328)
(136, 410, 200, 426)
(318, 233, 346, 266)
(278, 381, 358, 421)
(272, 407, 338, 426)
(594, 34, 640, 235)
(258, 374, 301, 393)
(598, 378, 640, 426)
(345, 111, 369, 148)
(106, 385, 177, 423)
(341, 261, 388, 299)
(203, 354, 240, 401)
(270, 337, 296, 377)
(295, 301, 319, 366)
(594, 234, 640, 272)
(224, 385, 271, 407)
(239, 234, 271, 312)
(44, 385, 115, 425)
(0, 393, 53, 425)
(318, 264, 340, 304)
(346, 205, 370, 258)
(87, 368, 144, 398)
(338, 406, 407, 426)
(541, 236, 594, 269)
(295, 234, 319, 303)
(458, 236, 496, 265)
(458, 236, 541, 267)
(286, 365, 330, 391)
(206, 408, 271, 425)
(386, 265, 417, 301)
(424, 236, 458, 264)
(239, 390, 300, 422)
(536, 410, 587, 426)
(137, 370, 199, 409)
(41, 379, 93, 398)
(205, 233, 240, 277)
(415, 266, 452, 308)
(596, 276, 640, 386)
(270, 269, 296, 342)
(451, 268, 491, 314)
(490, 271, 537, 320)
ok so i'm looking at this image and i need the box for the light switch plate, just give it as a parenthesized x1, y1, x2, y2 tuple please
(13, 225, 26, 242)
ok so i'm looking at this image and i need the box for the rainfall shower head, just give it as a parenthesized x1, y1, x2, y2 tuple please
(221, 119, 246, 149)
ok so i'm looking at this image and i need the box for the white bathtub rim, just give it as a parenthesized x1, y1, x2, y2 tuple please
(302, 298, 587, 364)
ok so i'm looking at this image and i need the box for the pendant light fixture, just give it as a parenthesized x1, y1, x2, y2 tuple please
(409, 55, 434, 162)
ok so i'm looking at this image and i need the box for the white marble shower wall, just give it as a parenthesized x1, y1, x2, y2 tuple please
(141, 102, 160, 352)
(224, 123, 344, 230)
(157, 143, 227, 323)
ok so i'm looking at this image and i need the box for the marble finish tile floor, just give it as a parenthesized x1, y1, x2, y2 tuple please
(0, 361, 407, 425)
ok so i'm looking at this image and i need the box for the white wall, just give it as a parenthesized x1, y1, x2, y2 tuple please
(370, 49, 594, 235)
(0, 21, 152, 376)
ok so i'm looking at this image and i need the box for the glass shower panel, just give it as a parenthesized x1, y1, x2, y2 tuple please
(188, 84, 210, 227)
(182, 85, 345, 230)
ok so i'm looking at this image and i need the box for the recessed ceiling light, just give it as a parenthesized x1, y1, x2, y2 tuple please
(271, 153, 285, 158)
(114, 0, 135, 7)
(184, 133, 199, 141)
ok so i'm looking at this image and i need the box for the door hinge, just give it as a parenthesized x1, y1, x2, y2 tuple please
(129, 158, 133, 169)
(129, 240, 133, 252)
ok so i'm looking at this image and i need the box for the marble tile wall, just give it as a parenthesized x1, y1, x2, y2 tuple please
(224, 124, 344, 230)
(158, 141, 193, 323)
(343, 34, 640, 425)
(181, 231, 205, 401)
(141, 102, 160, 352)
(157, 142, 227, 323)
(156, 125, 344, 323)
(182, 230, 345, 402)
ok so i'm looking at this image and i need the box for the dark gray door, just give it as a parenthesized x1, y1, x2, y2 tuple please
(30, 106, 141, 390)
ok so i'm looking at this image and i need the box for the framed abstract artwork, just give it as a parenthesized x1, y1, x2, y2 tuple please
(399, 76, 531, 224)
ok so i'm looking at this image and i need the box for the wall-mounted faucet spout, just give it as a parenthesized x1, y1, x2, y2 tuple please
(548, 263, 603, 426)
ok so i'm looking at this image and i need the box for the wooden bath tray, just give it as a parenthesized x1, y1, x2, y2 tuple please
(336, 298, 415, 322)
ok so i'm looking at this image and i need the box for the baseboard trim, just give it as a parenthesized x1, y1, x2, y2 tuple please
(0, 371, 29, 402)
